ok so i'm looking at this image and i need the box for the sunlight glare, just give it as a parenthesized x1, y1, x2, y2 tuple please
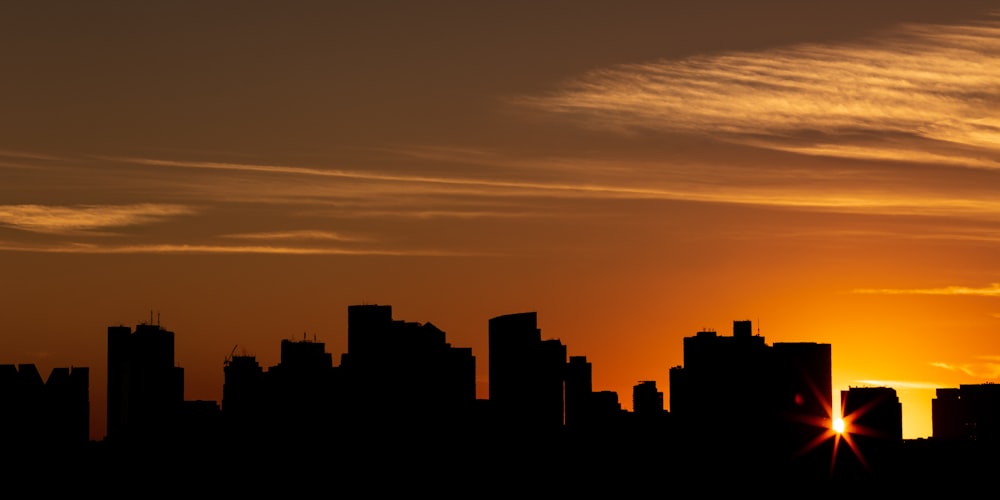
(832, 417, 845, 434)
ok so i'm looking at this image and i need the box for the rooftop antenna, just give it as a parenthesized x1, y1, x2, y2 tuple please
(157, 311, 161, 326)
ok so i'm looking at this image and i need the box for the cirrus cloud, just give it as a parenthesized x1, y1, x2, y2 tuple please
(852, 283, 1000, 296)
(221, 230, 370, 242)
(0, 241, 492, 257)
(0, 203, 196, 234)
(930, 357, 1000, 379)
(521, 14, 1000, 169)
(854, 379, 943, 390)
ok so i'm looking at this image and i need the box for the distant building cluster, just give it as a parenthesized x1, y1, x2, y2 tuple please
(0, 363, 88, 449)
(932, 384, 1000, 444)
(104, 322, 222, 447)
(220, 304, 477, 446)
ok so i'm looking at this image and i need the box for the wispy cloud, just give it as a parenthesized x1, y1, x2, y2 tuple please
(930, 362, 979, 377)
(109, 155, 1000, 218)
(0, 204, 196, 234)
(724, 226, 1000, 244)
(522, 14, 1000, 169)
(120, 155, 737, 200)
(0, 241, 492, 257)
(0, 150, 65, 161)
(221, 230, 369, 242)
(930, 357, 1000, 379)
(307, 208, 551, 219)
(852, 283, 1000, 296)
(106, 155, 781, 202)
(854, 379, 943, 390)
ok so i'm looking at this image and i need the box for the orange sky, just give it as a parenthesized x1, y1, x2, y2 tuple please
(2, 1, 1000, 442)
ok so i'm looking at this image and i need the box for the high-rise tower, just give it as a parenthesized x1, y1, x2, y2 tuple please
(488, 312, 566, 433)
(106, 322, 184, 444)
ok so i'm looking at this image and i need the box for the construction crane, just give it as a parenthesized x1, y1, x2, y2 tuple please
(224, 344, 238, 365)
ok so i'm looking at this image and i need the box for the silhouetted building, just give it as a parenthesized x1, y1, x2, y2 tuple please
(44, 366, 91, 446)
(220, 336, 345, 450)
(837, 386, 902, 480)
(590, 390, 626, 429)
(670, 323, 769, 428)
(565, 355, 594, 431)
(222, 351, 266, 436)
(342, 304, 476, 435)
(633, 380, 664, 416)
(265, 336, 343, 443)
(219, 305, 477, 450)
(0, 363, 89, 449)
(842, 386, 902, 441)
(539, 338, 568, 426)
(933, 387, 963, 441)
(669, 322, 768, 449)
(344, 303, 393, 363)
(932, 383, 1000, 445)
(669, 320, 833, 475)
(106, 322, 184, 445)
(770, 341, 833, 461)
(488, 311, 566, 434)
(631, 380, 669, 440)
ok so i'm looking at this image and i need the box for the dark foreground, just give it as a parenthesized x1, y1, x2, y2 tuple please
(8, 432, 999, 496)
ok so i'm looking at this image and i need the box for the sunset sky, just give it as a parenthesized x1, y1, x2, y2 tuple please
(3, 1, 1000, 442)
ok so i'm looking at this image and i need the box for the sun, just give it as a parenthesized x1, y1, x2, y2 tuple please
(783, 379, 874, 479)
(832, 417, 845, 434)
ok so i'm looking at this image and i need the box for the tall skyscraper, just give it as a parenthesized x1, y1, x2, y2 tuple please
(222, 352, 265, 438)
(344, 303, 393, 366)
(106, 322, 184, 444)
(565, 355, 593, 431)
(488, 312, 566, 433)
(769, 341, 833, 471)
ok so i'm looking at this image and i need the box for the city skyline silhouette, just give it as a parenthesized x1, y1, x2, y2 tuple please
(5, 304, 1000, 492)
(0, 304, 970, 441)
(4, 5, 1000, 492)
(0, 304, 1000, 494)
